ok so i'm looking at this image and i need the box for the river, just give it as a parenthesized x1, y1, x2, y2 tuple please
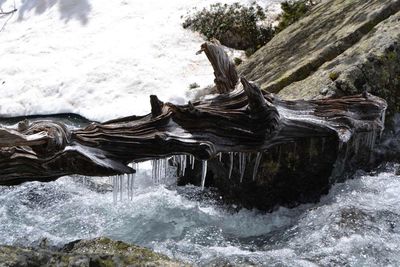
(0, 163, 399, 266)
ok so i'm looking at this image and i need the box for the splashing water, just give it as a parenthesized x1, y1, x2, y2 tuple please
(1, 160, 400, 266)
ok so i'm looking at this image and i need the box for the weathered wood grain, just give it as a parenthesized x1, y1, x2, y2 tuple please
(0, 42, 387, 185)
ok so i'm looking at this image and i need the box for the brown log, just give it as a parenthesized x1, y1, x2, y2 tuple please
(0, 42, 387, 185)
(197, 41, 239, 94)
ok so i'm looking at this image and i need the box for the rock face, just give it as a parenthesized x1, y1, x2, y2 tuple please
(0, 237, 187, 267)
(239, 0, 400, 115)
(179, 137, 340, 211)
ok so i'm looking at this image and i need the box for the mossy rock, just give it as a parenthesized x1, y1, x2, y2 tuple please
(0, 237, 189, 267)
(239, 0, 400, 115)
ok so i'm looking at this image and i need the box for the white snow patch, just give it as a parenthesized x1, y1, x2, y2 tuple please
(0, 0, 283, 121)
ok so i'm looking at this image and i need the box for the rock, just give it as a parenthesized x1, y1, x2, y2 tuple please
(372, 113, 400, 164)
(338, 207, 373, 231)
(72, 176, 113, 193)
(0, 237, 188, 267)
(239, 0, 400, 115)
(179, 137, 340, 211)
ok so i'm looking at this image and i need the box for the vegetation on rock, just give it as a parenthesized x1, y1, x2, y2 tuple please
(182, 2, 274, 55)
(182, 1, 319, 56)
(238, 0, 400, 118)
(275, 0, 317, 32)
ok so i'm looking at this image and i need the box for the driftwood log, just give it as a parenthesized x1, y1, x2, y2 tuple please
(0, 41, 387, 205)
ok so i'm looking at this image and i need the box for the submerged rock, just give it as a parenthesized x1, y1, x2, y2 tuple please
(72, 176, 113, 193)
(0, 237, 187, 267)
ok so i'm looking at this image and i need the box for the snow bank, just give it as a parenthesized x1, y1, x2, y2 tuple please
(0, 0, 283, 121)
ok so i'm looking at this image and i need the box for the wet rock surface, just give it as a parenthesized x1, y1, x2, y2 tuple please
(0, 237, 187, 267)
(179, 136, 340, 211)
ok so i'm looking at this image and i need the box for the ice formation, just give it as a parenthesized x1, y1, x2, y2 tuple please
(253, 152, 262, 181)
(201, 160, 208, 190)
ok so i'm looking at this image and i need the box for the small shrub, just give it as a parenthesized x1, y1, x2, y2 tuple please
(183, 1, 317, 57)
(182, 2, 274, 54)
(275, 0, 317, 32)
(189, 82, 200, 89)
(233, 57, 243, 65)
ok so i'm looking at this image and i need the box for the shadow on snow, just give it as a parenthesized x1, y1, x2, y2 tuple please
(0, 0, 91, 25)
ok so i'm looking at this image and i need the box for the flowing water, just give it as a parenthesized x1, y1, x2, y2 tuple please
(1, 162, 400, 266)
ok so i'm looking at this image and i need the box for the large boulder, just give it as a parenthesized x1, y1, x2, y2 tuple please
(239, 0, 400, 115)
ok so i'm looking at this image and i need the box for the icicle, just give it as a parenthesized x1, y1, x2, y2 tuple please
(181, 155, 185, 176)
(238, 153, 243, 176)
(182, 155, 187, 176)
(130, 174, 136, 200)
(159, 159, 162, 183)
(151, 160, 155, 183)
(178, 155, 182, 176)
(126, 174, 131, 201)
(134, 162, 139, 172)
(239, 153, 246, 183)
(155, 160, 158, 183)
(253, 152, 262, 181)
(381, 110, 386, 133)
(151, 160, 154, 182)
(113, 176, 117, 203)
(201, 160, 207, 190)
(228, 152, 234, 179)
(191, 155, 195, 169)
(158, 159, 163, 183)
(156, 160, 159, 183)
(119, 175, 123, 201)
(164, 158, 168, 181)
(126, 172, 135, 201)
(131, 173, 135, 199)
(152, 159, 160, 184)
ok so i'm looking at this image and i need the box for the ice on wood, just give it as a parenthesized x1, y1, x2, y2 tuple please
(253, 152, 262, 181)
(201, 160, 207, 190)
(189, 155, 195, 169)
(239, 152, 246, 183)
(112, 172, 136, 202)
(228, 152, 234, 179)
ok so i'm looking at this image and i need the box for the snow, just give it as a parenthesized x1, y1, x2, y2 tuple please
(0, 0, 283, 121)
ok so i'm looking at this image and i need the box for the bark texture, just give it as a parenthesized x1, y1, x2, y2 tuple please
(0, 42, 387, 188)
